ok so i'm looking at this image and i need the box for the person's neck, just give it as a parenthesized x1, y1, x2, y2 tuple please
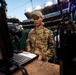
(36, 25, 44, 30)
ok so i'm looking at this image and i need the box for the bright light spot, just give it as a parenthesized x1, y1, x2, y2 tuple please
(56, 0, 58, 4)
(34, 6, 42, 10)
(67, 0, 70, 2)
(45, 1, 53, 7)
(25, 8, 32, 12)
(10, 16, 16, 18)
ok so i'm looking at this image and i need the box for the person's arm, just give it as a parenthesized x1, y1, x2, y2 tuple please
(26, 31, 31, 52)
(46, 30, 55, 59)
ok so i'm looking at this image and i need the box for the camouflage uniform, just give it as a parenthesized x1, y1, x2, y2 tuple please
(26, 27, 55, 61)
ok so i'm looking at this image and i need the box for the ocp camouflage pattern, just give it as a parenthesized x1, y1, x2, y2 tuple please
(26, 27, 55, 61)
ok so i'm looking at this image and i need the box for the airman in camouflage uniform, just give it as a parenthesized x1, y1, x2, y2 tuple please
(26, 10, 55, 61)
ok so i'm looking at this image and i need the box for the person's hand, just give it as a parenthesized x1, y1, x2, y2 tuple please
(38, 55, 43, 61)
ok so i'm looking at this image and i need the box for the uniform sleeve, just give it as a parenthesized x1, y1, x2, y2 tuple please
(45, 30, 55, 60)
(48, 30, 55, 51)
(26, 31, 31, 52)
